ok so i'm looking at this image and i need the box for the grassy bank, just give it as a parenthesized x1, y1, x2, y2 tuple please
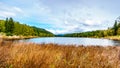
(0, 35, 38, 40)
(0, 40, 120, 68)
(104, 36, 120, 40)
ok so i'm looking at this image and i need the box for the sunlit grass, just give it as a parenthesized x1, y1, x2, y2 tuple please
(0, 40, 120, 68)
(105, 35, 120, 40)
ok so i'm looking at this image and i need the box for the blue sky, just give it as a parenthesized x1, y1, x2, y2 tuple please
(0, 0, 119, 34)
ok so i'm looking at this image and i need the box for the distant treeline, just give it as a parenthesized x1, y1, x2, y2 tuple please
(63, 20, 120, 38)
(0, 17, 54, 37)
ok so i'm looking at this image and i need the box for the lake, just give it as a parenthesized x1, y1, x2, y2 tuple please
(17, 37, 120, 46)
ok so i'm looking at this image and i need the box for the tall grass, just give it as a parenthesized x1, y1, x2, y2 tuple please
(0, 40, 120, 68)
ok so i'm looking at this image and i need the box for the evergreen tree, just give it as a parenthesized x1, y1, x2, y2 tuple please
(113, 20, 118, 35)
(5, 17, 14, 35)
(5, 18, 9, 33)
(8, 17, 14, 33)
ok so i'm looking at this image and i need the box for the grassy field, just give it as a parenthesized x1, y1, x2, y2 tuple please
(0, 40, 120, 68)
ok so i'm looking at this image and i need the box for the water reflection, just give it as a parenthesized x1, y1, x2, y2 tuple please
(18, 37, 120, 46)
(110, 40, 120, 46)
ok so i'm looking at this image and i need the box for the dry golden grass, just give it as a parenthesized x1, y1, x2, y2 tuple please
(0, 40, 120, 68)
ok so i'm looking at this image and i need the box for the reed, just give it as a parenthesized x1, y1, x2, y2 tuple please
(0, 40, 120, 68)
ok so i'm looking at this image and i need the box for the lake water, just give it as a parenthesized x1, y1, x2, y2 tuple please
(18, 37, 120, 46)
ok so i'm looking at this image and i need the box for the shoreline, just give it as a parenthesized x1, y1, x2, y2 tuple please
(1, 35, 120, 41)
(104, 36, 120, 40)
(0, 36, 38, 40)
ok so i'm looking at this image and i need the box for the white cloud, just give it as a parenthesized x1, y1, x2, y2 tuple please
(84, 19, 101, 26)
(0, 2, 24, 19)
(13, 7, 23, 13)
(0, 11, 16, 18)
(47, 29, 68, 34)
(0, 0, 117, 34)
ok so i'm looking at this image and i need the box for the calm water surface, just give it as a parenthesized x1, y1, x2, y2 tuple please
(18, 37, 120, 46)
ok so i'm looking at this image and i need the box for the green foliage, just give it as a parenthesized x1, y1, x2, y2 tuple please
(32, 26, 54, 37)
(64, 30, 106, 38)
(6, 32, 13, 36)
(113, 20, 118, 35)
(5, 17, 14, 35)
(5, 18, 9, 33)
(0, 20, 5, 32)
(0, 17, 54, 37)
(117, 28, 120, 35)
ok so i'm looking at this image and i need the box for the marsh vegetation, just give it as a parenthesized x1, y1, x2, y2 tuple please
(0, 40, 120, 68)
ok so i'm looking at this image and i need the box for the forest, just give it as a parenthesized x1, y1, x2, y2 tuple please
(63, 20, 120, 38)
(0, 18, 54, 37)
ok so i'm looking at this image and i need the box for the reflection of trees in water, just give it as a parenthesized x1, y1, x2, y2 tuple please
(110, 40, 120, 46)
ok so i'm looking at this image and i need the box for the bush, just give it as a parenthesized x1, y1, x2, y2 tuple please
(6, 32, 13, 36)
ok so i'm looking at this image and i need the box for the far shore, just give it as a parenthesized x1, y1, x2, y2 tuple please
(1, 35, 120, 41)
(0, 35, 38, 40)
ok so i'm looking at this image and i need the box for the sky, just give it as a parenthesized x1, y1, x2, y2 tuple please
(0, 0, 120, 34)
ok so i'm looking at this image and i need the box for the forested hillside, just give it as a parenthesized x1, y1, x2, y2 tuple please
(64, 19, 120, 38)
(0, 18, 54, 37)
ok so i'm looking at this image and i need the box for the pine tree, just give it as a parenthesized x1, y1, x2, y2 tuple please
(5, 18, 9, 33)
(8, 17, 14, 33)
(5, 17, 14, 35)
(113, 20, 118, 35)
